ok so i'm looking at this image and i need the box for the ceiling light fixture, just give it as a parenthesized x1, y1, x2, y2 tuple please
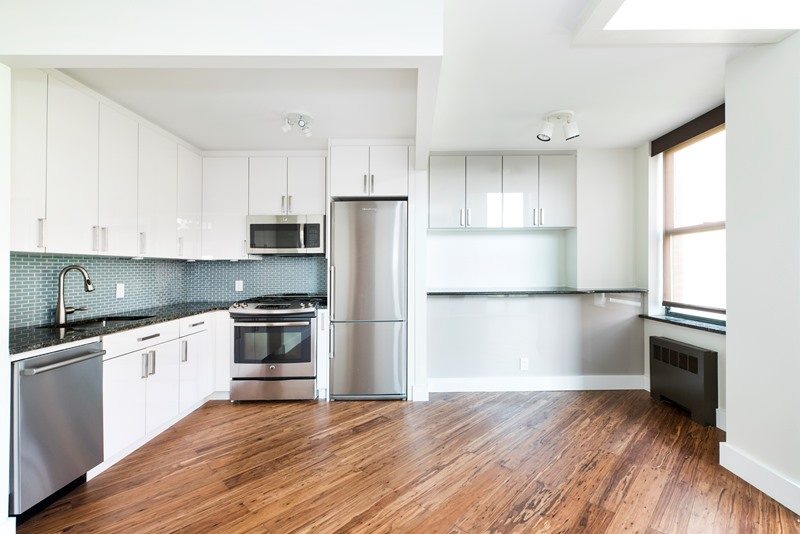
(281, 112, 313, 138)
(537, 110, 580, 142)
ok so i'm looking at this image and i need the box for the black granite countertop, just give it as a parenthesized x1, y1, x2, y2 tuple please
(9, 301, 233, 355)
(427, 287, 648, 296)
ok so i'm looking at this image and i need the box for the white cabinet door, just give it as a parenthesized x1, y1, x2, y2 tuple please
(287, 156, 326, 214)
(177, 146, 203, 259)
(369, 146, 408, 197)
(179, 330, 212, 412)
(46, 76, 99, 255)
(249, 157, 287, 215)
(202, 157, 249, 259)
(10, 69, 47, 252)
(466, 156, 502, 228)
(98, 104, 139, 256)
(138, 126, 178, 258)
(145, 340, 181, 434)
(429, 155, 466, 229)
(502, 156, 539, 228)
(539, 154, 577, 228)
(330, 146, 369, 197)
(103, 351, 147, 460)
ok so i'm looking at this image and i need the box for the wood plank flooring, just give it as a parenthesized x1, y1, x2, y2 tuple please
(18, 391, 800, 533)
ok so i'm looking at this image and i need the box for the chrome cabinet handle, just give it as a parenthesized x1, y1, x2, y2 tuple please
(459, 208, 465, 227)
(141, 353, 149, 379)
(532, 208, 537, 226)
(92, 226, 100, 251)
(190, 321, 205, 328)
(181, 340, 188, 362)
(139, 232, 146, 255)
(467, 208, 472, 227)
(370, 174, 375, 194)
(539, 208, 543, 226)
(37, 218, 46, 249)
(288, 195, 293, 213)
(281, 195, 286, 213)
(242, 240, 247, 256)
(148, 350, 156, 376)
(363, 174, 368, 193)
(102, 227, 109, 252)
(20, 350, 106, 376)
(137, 333, 160, 342)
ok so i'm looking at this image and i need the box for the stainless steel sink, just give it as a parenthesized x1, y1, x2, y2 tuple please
(38, 315, 155, 331)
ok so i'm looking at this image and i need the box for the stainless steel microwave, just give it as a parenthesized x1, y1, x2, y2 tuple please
(246, 215, 324, 255)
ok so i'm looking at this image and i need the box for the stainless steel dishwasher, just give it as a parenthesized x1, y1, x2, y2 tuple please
(11, 341, 105, 515)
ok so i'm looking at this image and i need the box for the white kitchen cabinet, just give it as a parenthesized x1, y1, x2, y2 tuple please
(466, 156, 502, 228)
(202, 157, 249, 260)
(249, 157, 288, 215)
(179, 329, 213, 412)
(46, 76, 99, 255)
(98, 104, 139, 256)
(539, 155, 576, 228)
(330, 145, 408, 197)
(103, 350, 147, 460)
(10, 69, 47, 253)
(145, 339, 181, 434)
(330, 146, 369, 197)
(502, 156, 539, 228)
(138, 126, 178, 258)
(369, 146, 408, 197)
(429, 155, 466, 229)
(287, 156, 326, 214)
(177, 146, 203, 259)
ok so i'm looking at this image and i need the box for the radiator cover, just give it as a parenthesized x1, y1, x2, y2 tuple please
(649, 336, 718, 426)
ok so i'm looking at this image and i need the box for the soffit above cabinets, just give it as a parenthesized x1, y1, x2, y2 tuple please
(60, 68, 418, 151)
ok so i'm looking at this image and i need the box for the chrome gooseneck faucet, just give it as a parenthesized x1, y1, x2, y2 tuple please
(55, 265, 94, 325)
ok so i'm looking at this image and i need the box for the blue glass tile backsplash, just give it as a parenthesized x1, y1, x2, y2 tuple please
(9, 253, 327, 328)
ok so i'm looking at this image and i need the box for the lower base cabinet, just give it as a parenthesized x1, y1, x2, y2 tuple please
(179, 330, 213, 412)
(144, 339, 181, 434)
(103, 350, 147, 460)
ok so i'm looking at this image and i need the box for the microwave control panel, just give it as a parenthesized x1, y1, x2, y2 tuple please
(305, 224, 321, 248)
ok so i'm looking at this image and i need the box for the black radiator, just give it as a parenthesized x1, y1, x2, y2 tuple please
(649, 336, 718, 426)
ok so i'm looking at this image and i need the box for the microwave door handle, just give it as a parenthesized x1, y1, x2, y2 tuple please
(299, 224, 305, 249)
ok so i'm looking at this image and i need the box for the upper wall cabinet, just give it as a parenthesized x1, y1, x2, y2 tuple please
(10, 69, 47, 253)
(98, 104, 139, 257)
(429, 153, 576, 230)
(177, 146, 203, 260)
(330, 145, 408, 198)
(138, 126, 179, 258)
(249, 156, 325, 215)
(46, 76, 100, 255)
(202, 157, 249, 260)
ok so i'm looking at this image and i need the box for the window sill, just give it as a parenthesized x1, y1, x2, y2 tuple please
(639, 314, 726, 335)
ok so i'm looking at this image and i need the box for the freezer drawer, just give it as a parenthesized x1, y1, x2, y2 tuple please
(330, 200, 407, 321)
(330, 321, 406, 399)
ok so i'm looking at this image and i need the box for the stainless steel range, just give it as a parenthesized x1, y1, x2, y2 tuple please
(229, 294, 324, 401)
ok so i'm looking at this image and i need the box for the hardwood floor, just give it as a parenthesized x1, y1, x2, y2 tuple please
(18, 391, 800, 533)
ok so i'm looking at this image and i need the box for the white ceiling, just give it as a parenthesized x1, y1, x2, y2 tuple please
(61, 68, 417, 151)
(430, 0, 745, 150)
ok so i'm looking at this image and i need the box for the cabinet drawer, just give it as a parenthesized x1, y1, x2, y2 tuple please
(179, 314, 211, 337)
(101, 320, 180, 360)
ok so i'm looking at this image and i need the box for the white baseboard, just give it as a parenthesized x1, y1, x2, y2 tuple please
(411, 385, 429, 402)
(716, 408, 726, 431)
(720, 442, 800, 516)
(428, 374, 646, 393)
(208, 391, 230, 401)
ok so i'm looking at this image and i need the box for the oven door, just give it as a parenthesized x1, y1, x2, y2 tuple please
(232, 319, 316, 378)
(247, 215, 304, 254)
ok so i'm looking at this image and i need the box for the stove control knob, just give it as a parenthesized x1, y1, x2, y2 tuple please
(269, 365, 276, 370)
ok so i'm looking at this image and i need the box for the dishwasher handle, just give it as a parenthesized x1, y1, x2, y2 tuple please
(20, 350, 106, 376)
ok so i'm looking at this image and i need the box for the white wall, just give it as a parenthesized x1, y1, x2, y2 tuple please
(723, 31, 800, 514)
(0, 1, 443, 59)
(575, 148, 637, 288)
(0, 62, 15, 532)
(633, 144, 650, 290)
(428, 294, 644, 389)
(426, 230, 570, 289)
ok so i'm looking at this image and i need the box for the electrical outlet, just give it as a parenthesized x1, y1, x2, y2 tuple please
(520, 357, 529, 371)
(235, 280, 244, 292)
(115, 283, 125, 299)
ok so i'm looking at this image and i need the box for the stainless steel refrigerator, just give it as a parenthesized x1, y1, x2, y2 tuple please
(329, 199, 407, 400)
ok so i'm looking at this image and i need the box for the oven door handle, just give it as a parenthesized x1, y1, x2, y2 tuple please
(233, 321, 311, 327)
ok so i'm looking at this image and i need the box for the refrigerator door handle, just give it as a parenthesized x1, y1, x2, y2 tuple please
(329, 324, 334, 359)
(329, 265, 335, 320)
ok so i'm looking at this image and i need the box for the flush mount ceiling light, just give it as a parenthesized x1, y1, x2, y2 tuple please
(537, 110, 580, 142)
(281, 112, 313, 138)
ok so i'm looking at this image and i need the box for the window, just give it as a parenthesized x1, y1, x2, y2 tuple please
(663, 125, 726, 321)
